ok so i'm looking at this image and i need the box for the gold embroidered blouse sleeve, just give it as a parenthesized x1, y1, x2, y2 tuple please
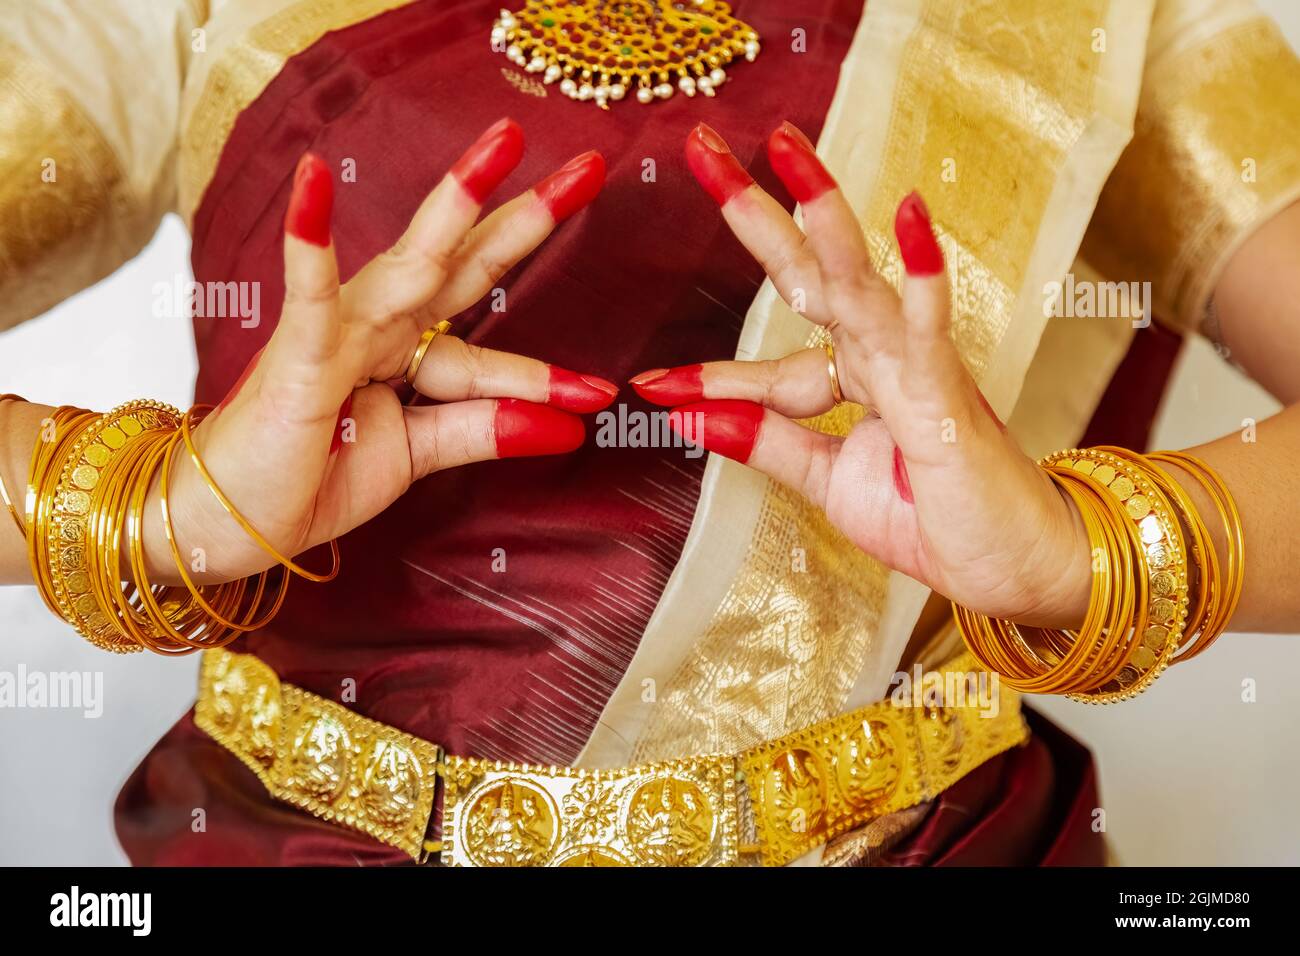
(0, 0, 207, 332)
(1081, 0, 1300, 336)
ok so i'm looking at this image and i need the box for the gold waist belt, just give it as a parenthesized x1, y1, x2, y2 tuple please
(195, 648, 1029, 866)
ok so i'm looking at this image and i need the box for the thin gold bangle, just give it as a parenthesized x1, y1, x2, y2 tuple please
(158, 423, 289, 635)
(0, 394, 28, 537)
(180, 406, 339, 583)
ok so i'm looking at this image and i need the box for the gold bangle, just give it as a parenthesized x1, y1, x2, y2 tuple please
(1145, 450, 1244, 661)
(156, 424, 290, 638)
(20, 399, 304, 655)
(180, 406, 340, 583)
(404, 320, 452, 386)
(39, 401, 184, 652)
(953, 446, 1192, 703)
(0, 394, 29, 537)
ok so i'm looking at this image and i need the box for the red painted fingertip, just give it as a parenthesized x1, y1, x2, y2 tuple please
(450, 117, 526, 203)
(548, 366, 618, 413)
(685, 123, 754, 206)
(630, 364, 704, 405)
(494, 399, 585, 458)
(285, 153, 334, 247)
(535, 150, 605, 223)
(330, 395, 353, 455)
(892, 445, 914, 504)
(767, 121, 837, 203)
(668, 399, 763, 464)
(894, 190, 945, 277)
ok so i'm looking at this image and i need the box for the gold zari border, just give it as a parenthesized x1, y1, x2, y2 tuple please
(1082, 16, 1300, 331)
(0, 39, 131, 332)
(194, 649, 441, 860)
(198, 649, 1026, 865)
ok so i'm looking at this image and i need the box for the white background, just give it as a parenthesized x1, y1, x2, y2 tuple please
(2, 3, 1299, 865)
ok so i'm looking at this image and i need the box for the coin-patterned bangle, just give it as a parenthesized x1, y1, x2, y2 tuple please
(1143, 450, 1245, 662)
(41, 401, 183, 652)
(1042, 448, 1190, 703)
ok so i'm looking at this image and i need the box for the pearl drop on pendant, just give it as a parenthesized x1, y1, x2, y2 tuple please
(527, 56, 546, 73)
(610, 83, 626, 101)
(636, 86, 654, 104)
(544, 64, 562, 84)
(654, 83, 674, 99)
(710, 68, 726, 86)
(678, 75, 696, 96)
(560, 78, 577, 96)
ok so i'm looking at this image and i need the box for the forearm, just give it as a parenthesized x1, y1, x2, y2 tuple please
(1211, 200, 1300, 404)
(1166, 405, 1300, 633)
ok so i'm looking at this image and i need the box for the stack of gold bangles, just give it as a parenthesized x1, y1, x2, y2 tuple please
(0, 395, 337, 654)
(954, 447, 1244, 703)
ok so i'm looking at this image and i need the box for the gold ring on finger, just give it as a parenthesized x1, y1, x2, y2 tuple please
(404, 320, 453, 386)
(824, 341, 846, 406)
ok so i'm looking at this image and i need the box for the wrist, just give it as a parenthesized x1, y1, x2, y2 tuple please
(1012, 478, 1094, 630)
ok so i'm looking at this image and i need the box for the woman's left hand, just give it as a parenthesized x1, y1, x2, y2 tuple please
(630, 122, 1093, 628)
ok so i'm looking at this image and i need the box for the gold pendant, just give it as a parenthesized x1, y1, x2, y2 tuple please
(492, 1, 761, 109)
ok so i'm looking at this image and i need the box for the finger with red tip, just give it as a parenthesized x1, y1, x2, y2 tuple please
(495, 399, 585, 457)
(408, 331, 615, 413)
(450, 117, 526, 203)
(630, 365, 703, 404)
(633, 350, 846, 417)
(548, 366, 618, 413)
(894, 190, 945, 276)
(668, 399, 763, 462)
(767, 121, 837, 203)
(685, 123, 754, 206)
(344, 119, 524, 325)
(669, 399, 839, 507)
(534, 150, 605, 223)
(285, 152, 334, 247)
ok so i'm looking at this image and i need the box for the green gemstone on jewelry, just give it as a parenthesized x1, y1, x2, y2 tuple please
(621, 45, 634, 54)
(701, 26, 714, 34)
(541, 17, 555, 27)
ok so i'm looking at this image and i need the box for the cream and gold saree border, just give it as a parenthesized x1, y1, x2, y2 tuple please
(177, 0, 417, 223)
(576, 1, 910, 773)
(580, 0, 1153, 786)
(1081, 0, 1300, 334)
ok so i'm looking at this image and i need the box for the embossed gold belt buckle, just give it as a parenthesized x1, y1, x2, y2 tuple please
(439, 754, 741, 867)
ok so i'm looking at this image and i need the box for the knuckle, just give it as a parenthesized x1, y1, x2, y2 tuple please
(757, 359, 782, 403)
(457, 342, 490, 394)
(474, 250, 511, 285)
(282, 278, 339, 310)
(390, 234, 455, 277)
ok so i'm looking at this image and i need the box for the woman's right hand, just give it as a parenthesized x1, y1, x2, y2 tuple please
(147, 118, 612, 584)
